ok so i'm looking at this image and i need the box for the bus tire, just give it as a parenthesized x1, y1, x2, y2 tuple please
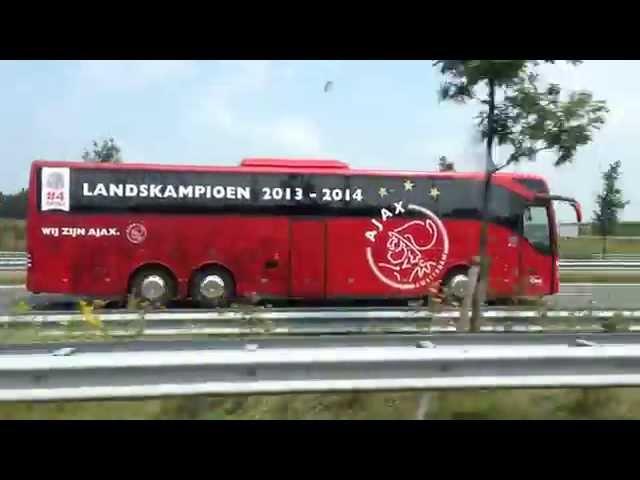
(441, 267, 470, 304)
(190, 266, 235, 308)
(130, 268, 176, 307)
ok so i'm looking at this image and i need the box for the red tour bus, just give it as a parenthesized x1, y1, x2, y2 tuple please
(26, 158, 582, 307)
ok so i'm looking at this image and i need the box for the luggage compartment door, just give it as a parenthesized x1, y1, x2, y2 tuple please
(290, 220, 326, 299)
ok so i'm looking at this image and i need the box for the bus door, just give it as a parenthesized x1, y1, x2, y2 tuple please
(519, 204, 554, 296)
(495, 227, 522, 299)
(289, 219, 326, 298)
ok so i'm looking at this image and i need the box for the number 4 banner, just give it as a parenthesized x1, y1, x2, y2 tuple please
(41, 167, 70, 212)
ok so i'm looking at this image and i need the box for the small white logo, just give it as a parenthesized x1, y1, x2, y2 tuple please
(41, 167, 70, 212)
(529, 275, 542, 286)
(126, 223, 147, 244)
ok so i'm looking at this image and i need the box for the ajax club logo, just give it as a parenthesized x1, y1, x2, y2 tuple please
(41, 167, 70, 212)
(364, 184, 449, 290)
(126, 223, 147, 244)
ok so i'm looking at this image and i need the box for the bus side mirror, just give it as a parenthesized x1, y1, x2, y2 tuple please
(535, 193, 582, 223)
(573, 203, 583, 223)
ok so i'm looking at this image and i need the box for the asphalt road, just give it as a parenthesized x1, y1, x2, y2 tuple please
(545, 283, 640, 309)
(3, 283, 640, 312)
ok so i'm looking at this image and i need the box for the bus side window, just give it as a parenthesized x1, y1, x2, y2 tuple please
(435, 179, 482, 220)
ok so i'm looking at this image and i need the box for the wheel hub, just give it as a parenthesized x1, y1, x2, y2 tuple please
(448, 274, 469, 299)
(141, 275, 166, 301)
(200, 275, 225, 299)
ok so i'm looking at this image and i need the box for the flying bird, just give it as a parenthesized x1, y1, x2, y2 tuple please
(324, 81, 333, 93)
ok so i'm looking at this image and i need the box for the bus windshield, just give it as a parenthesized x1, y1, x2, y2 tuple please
(523, 205, 551, 254)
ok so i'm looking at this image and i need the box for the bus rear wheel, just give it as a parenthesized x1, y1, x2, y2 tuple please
(190, 267, 235, 308)
(130, 268, 176, 307)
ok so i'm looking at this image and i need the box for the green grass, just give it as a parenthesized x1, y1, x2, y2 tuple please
(0, 271, 25, 285)
(592, 222, 640, 237)
(1, 389, 640, 419)
(0, 218, 25, 251)
(578, 222, 640, 237)
(560, 237, 640, 258)
(560, 272, 640, 283)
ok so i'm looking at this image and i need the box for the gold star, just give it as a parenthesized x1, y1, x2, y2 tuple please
(429, 186, 440, 200)
(378, 187, 388, 198)
(403, 180, 415, 191)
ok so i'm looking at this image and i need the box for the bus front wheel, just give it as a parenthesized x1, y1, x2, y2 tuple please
(130, 268, 176, 308)
(190, 266, 235, 308)
(441, 268, 470, 304)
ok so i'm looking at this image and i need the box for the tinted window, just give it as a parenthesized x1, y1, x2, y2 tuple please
(434, 179, 483, 220)
(515, 178, 549, 194)
(45, 167, 528, 227)
(434, 178, 526, 231)
(348, 175, 438, 215)
(489, 185, 527, 231)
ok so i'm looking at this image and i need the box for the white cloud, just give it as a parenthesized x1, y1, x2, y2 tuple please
(196, 88, 235, 131)
(187, 61, 328, 158)
(189, 61, 273, 132)
(265, 118, 323, 155)
(77, 60, 196, 91)
(228, 60, 272, 90)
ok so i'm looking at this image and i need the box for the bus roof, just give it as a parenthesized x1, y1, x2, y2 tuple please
(30, 158, 545, 180)
(30, 158, 548, 199)
(240, 158, 350, 169)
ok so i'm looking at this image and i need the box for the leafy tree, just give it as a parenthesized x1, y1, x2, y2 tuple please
(438, 155, 455, 172)
(0, 189, 28, 219)
(82, 137, 123, 163)
(593, 160, 628, 256)
(434, 60, 608, 329)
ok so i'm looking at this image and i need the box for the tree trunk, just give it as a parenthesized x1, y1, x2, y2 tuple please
(602, 235, 608, 257)
(471, 78, 496, 331)
(460, 259, 479, 330)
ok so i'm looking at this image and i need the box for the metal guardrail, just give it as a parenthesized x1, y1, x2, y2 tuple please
(4, 307, 640, 336)
(3, 338, 640, 401)
(0, 251, 26, 271)
(9, 332, 640, 351)
(579, 236, 640, 241)
(3, 253, 640, 272)
(591, 254, 640, 260)
(560, 260, 640, 272)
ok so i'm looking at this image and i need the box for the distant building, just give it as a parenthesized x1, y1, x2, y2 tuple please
(558, 222, 579, 238)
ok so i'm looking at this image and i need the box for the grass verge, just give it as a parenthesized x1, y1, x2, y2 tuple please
(561, 272, 640, 283)
(1, 389, 639, 419)
(0, 218, 25, 251)
(0, 271, 25, 285)
(560, 237, 640, 258)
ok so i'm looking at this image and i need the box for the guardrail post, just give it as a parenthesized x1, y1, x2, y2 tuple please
(416, 392, 434, 420)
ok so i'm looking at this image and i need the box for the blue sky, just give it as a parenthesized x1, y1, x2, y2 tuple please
(0, 60, 636, 222)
